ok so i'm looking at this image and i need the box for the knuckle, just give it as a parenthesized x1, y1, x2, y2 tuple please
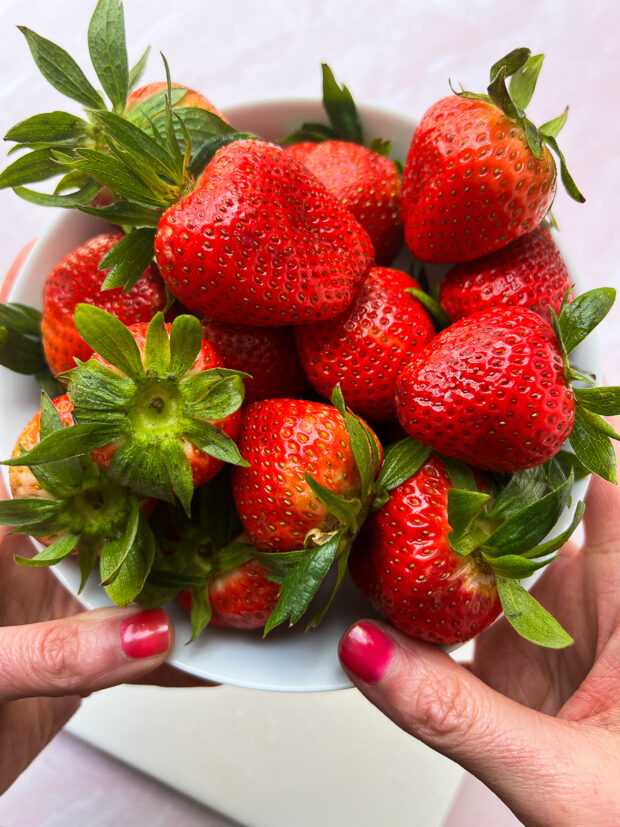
(27, 622, 85, 691)
(409, 671, 483, 745)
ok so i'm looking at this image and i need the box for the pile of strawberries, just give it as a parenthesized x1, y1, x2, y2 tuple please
(1, 2, 619, 651)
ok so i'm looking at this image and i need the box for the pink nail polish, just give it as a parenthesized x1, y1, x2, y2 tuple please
(120, 608, 171, 659)
(339, 620, 395, 684)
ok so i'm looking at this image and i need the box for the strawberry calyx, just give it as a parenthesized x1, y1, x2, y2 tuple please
(2, 306, 248, 516)
(0, 392, 156, 605)
(138, 474, 260, 641)
(549, 287, 620, 482)
(452, 47, 584, 203)
(283, 63, 397, 162)
(0, 301, 62, 396)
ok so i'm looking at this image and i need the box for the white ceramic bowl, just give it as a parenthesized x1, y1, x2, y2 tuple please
(0, 100, 599, 691)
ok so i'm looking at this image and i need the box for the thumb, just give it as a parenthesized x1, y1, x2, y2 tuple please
(0, 607, 173, 701)
(339, 620, 598, 824)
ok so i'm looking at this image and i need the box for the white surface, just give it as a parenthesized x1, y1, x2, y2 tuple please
(0, 1, 618, 826)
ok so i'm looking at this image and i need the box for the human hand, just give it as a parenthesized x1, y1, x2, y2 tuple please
(0, 530, 203, 795)
(339, 468, 620, 826)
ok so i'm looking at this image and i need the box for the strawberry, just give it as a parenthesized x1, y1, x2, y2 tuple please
(284, 141, 402, 264)
(125, 81, 227, 122)
(200, 319, 309, 404)
(438, 226, 573, 325)
(401, 48, 584, 263)
(349, 449, 582, 647)
(5, 307, 248, 516)
(395, 290, 620, 480)
(230, 389, 386, 632)
(177, 559, 280, 631)
(154, 139, 373, 326)
(0, 392, 158, 606)
(295, 266, 435, 422)
(41, 232, 167, 375)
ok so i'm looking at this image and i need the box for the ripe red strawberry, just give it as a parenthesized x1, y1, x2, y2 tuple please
(154, 140, 373, 326)
(349, 455, 501, 644)
(439, 226, 573, 324)
(178, 558, 280, 630)
(41, 232, 166, 375)
(284, 141, 403, 264)
(395, 291, 620, 482)
(395, 306, 575, 471)
(295, 267, 436, 422)
(7, 307, 248, 516)
(349, 450, 582, 647)
(232, 398, 382, 551)
(200, 319, 309, 404)
(401, 49, 584, 263)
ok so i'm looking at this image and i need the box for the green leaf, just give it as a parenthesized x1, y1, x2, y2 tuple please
(539, 107, 569, 139)
(107, 440, 172, 502)
(488, 66, 524, 122)
(487, 553, 552, 579)
(99, 498, 140, 585)
(263, 530, 342, 634)
(406, 288, 452, 330)
(509, 53, 544, 110)
(74, 304, 145, 381)
(198, 471, 243, 548)
(305, 472, 361, 529)
(489, 47, 531, 82)
(574, 386, 620, 416)
(447, 489, 490, 556)
(483, 474, 573, 556)
(18, 26, 106, 110)
(189, 132, 258, 177)
(77, 536, 101, 592)
(569, 407, 617, 483)
(67, 359, 135, 416)
(523, 499, 585, 559)
(65, 147, 166, 207)
(0, 148, 63, 189)
(15, 532, 78, 567)
(143, 312, 170, 375)
(375, 438, 431, 495)
(182, 419, 247, 467)
(78, 198, 162, 227)
(187, 586, 212, 642)
(124, 87, 186, 128)
(31, 392, 84, 496)
(306, 549, 349, 630)
(186, 375, 246, 421)
(485, 465, 548, 522)
(1, 422, 120, 466)
(161, 438, 195, 517)
(147, 569, 205, 589)
(283, 122, 337, 144)
(12, 180, 100, 208)
(5, 111, 89, 144)
(98, 227, 156, 291)
(88, 0, 129, 112)
(93, 109, 181, 180)
(0, 303, 41, 336)
(0, 497, 63, 527)
(169, 314, 203, 377)
(496, 576, 573, 648)
(321, 63, 363, 144)
(102, 514, 156, 605)
(441, 456, 478, 492)
(369, 137, 391, 157)
(128, 46, 150, 92)
(331, 385, 374, 497)
(559, 287, 615, 353)
(0, 326, 46, 374)
(543, 134, 586, 203)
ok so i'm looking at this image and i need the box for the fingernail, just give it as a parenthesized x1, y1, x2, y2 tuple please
(120, 609, 171, 659)
(339, 620, 395, 684)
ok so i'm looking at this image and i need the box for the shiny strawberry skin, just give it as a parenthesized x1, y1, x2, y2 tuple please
(295, 267, 435, 422)
(349, 455, 501, 645)
(41, 233, 167, 375)
(439, 227, 573, 324)
(200, 319, 309, 404)
(395, 307, 575, 471)
(402, 96, 557, 263)
(90, 323, 241, 487)
(178, 559, 280, 630)
(154, 140, 373, 326)
(232, 399, 377, 551)
(284, 140, 403, 264)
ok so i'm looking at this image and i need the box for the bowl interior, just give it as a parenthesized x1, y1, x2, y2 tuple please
(0, 100, 599, 691)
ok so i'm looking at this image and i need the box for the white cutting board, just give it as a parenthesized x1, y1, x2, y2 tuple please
(66, 684, 466, 827)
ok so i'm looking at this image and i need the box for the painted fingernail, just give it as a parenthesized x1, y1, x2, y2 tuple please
(339, 620, 395, 684)
(120, 608, 171, 659)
